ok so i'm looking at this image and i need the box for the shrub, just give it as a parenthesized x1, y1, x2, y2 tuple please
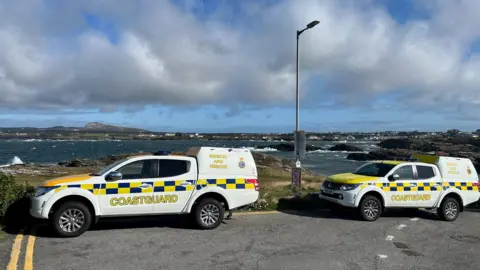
(0, 173, 35, 231)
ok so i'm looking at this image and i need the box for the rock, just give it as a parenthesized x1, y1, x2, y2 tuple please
(378, 138, 410, 149)
(257, 143, 294, 151)
(257, 143, 324, 152)
(251, 152, 315, 176)
(346, 149, 414, 161)
(378, 138, 440, 152)
(251, 152, 293, 170)
(328, 144, 363, 152)
(60, 158, 101, 167)
(346, 153, 369, 161)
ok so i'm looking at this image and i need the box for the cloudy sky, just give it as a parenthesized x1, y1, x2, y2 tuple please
(0, 0, 479, 132)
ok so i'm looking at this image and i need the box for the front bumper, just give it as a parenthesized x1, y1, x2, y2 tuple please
(319, 187, 357, 207)
(30, 196, 48, 219)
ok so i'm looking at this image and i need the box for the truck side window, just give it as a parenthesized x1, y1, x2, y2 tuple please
(416, 165, 435, 179)
(392, 165, 414, 180)
(159, 159, 190, 177)
(117, 159, 159, 180)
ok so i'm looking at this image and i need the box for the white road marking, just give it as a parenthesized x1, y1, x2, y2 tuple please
(385, 235, 394, 241)
(396, 224, 407, 230)
(410, 218, 419, 221)
(377, 254, 388, 259)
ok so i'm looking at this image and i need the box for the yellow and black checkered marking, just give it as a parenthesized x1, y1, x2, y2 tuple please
(360, 181, 479, 192)
(196, 178, 255, 190)
(53, 178, 255, 194)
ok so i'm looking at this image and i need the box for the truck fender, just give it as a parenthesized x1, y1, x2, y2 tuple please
(436, 189, 464, 208)
(184, 186, 232, 213)
(354, 186, 388, 208)
(41, 188, 101, 219)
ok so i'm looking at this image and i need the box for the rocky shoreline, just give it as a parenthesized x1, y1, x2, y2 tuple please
(256, 143, 364, 152)
(1, 151, 319, 178)
(254, 138, 480, 171)
(345, 138, 480, 171)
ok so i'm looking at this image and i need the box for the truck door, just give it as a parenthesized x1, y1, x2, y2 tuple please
(413, 164, 442, 207)
(152, 158, 197, 213)
(100, 159, 155, 215)
(385, 164, 418, 207)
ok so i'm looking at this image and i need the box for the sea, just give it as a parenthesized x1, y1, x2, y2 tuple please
(0, 139, 381, 176)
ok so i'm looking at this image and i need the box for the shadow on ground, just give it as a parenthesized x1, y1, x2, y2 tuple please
(31, 214, 235, 238)
(275, 194, 479, 221)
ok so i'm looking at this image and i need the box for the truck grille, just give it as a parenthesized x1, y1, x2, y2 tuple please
(323, 181, 342, 190)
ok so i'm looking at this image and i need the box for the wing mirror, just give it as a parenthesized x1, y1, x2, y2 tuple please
(106, 171, 122, 181)
(388, 174, 400, 181)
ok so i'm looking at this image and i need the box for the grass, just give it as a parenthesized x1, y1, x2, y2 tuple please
(252, 166, 325, 211)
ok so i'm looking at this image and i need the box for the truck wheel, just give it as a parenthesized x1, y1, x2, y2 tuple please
(50, 201, 92, 237)
(194, 198, 225, 230)
(359, 195, 382, 221)
(437, 197, 460, 221)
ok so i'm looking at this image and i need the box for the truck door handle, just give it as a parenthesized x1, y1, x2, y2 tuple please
(139, 184, 152, 189)
(409, 183, 417, 187)
(180, 182, 192, 186)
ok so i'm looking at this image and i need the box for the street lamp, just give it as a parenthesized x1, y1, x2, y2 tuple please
(295, 19, 320, 157)
(293, 20, 319, 196)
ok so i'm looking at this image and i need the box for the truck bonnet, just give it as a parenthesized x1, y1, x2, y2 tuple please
(41, 174, 92, 187)
(327, 173, 379, 184)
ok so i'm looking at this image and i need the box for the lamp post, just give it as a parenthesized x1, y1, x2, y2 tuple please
(296, 20, 320, 136)
(293, 20, 319, 196)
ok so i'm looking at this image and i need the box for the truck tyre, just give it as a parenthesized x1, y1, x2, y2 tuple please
(359, 195, 382, 221)
(50, 201, 92, 237)
(194, 198, 225, 230)
(438, 197, 460, 221)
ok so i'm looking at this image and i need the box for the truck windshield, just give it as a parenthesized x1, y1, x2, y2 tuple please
(91, 159, 127, 176)
(353, 163, 396, 177)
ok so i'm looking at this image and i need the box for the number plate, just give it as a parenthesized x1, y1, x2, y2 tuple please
(324, 189, 334, 195)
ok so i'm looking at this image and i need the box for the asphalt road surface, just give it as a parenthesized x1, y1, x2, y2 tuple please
(2, 208, 480, 270)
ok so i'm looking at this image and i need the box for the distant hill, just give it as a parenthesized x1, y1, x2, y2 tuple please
(0, 122, 151, 133)
(83, 122, 150, 133)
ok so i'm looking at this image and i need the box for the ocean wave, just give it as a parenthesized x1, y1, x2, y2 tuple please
(242, 147, 278, 152)
(0, 156, 24, 168)
(335, 140, 380, 144)
(5, 139, 123, 142)
(308, 149, 369, 154)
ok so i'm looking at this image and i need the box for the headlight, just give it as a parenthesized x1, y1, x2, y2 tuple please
(340, 184, 361, 191)
(35, 186, 58, 197)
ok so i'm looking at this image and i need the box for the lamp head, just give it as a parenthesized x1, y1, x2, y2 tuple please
(306, 20, 320, 29)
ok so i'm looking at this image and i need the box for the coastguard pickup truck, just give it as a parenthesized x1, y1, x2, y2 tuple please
(30, 147, 260, 237)
(320, 155, 479, 221)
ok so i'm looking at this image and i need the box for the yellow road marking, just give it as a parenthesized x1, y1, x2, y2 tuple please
(7, 229, 25, 270)
(24, 226, 38, 270)
(234, 211, 280, 216)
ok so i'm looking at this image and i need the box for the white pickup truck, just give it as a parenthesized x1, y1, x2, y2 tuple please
(320, 155, 480, 221)
(30, 147, 260, 237)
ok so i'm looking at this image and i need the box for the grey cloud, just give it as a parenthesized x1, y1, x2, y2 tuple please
(0, 0, 479, 116)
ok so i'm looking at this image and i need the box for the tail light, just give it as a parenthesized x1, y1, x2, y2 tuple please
(473, 182, 479, 187)
(246, 179, 259, 191)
